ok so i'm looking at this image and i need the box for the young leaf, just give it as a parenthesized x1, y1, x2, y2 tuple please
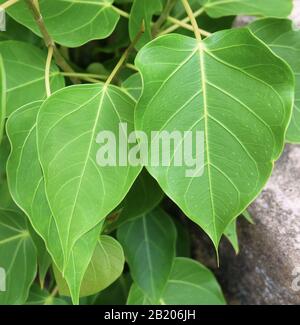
(1, 0, 120, 47)
(127, 257, 226, 305)
(6, 101, 103, 304)
(129, 0, 163, 49)
(201, 0, 293, 18)
(135, 29, 294, 249)
(117, 207, 177, 302)
(37, 84, 142, 264)
(0, 55, 6, 143)
(26, 284, 68, 305)
(0, 41, 64, 115)
(0, 209, 37, 304)
(249, 18, 300, 143)
(54, 236, 125, 298)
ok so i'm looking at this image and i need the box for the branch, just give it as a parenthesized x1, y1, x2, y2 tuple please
(25, 0, 80, 84)
(0, 0, 19, 9)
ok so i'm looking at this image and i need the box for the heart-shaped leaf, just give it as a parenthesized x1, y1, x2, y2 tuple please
(6, 100, 102, 304)
(26, 284, 68, 305)
(127, 257, 226, 305)
(37, 84, 141, 265)
(135, 29, 293, 249)
(1, 0, 121, 47)
(54, 235, 125, 297)
(249, 18, 300, 143)
(117, 207, 177, 301)
(122, 72, 142, 101)
(0, 41, 64, 116)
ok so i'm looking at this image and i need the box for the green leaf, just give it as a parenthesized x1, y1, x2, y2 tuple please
(249, 18, 300, 143)
(107, 169, 164, 232)
(0, 41, 64, 116)
(2, 0, 120, 47)
(174, 218, 191, 257)
(37, 84, 141, 268)
(135, 29, 294, 249)
(54, 235, 125, 298)
(0, 55, 6, 143)
(6, 100, 103, 304)
(201, 0, 293, 18)
(117, 207, 177, 301)
(127, 257, 226, 305)
(0, 208, 37, 304)
(242, 209, 254, 224)
(122, 72, 143, 101)
(26, 284, 68, 305)
(129, 0, 163, 49)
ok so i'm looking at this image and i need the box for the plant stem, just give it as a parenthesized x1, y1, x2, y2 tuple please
(111, 5, 130, 18)
(152, 0, 177, 36)
(160, 7, 204, 35)
(50, 286, 59, 298)
(0, 0, 19, 9)
(181, 0, 201, 41)
(25, 0, 80, 84)
(45, 45, 53, 97)
(166, 16, 211, 37)
(105, 22, 145, 86)
(125, 63, 138, 72)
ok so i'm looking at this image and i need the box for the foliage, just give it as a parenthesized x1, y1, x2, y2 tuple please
(0, 0, 297, 305)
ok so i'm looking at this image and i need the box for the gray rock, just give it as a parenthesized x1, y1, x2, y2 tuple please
(219, 145, 300, 305)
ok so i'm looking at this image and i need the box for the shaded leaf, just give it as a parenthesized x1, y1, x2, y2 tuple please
(117, 207, 177, 301)
(26, 284, 68, 305)
(0, 55, 6, 143)
(127, 257, 226, 305)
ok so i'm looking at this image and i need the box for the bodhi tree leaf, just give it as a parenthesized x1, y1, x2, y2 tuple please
(224, 218, 239, 254)
(200, 0, 293, 18)
(0, 208, 37, 304)
(54, 235, 125, 297)
(135, 29, 294, 250)
(129, 0, 163, 49)
(26, 284, 68, 305)
(6, 101, 103, 305)
(37, 84, 141, 267)
(249, 18, 300, 143)
(0, 55, 6, 143)
(1, 0, 121, 47)
(0, 41, 64, 116)
(127, 257, 226, 305)
(117, 207, 177, 301)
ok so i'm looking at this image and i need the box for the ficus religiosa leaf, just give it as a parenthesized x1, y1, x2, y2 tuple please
(0, 208, 37, 305)
(129, 0, 163, 50)
(224, 218, 239, 254)
(117, 207, 177, 302)
(249, 18, 300, 143)
(199, 0, 293, 18)
(127, 257, 226, 305)
(0, 0, 121, 47)
(0, 55, 6, 144)
(36, 84, 141, 270)
(6, 101, 103, 304)
(135, 29, 294, 250)
(0, 41, 64, 116)
(54, 236, 125, 298)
